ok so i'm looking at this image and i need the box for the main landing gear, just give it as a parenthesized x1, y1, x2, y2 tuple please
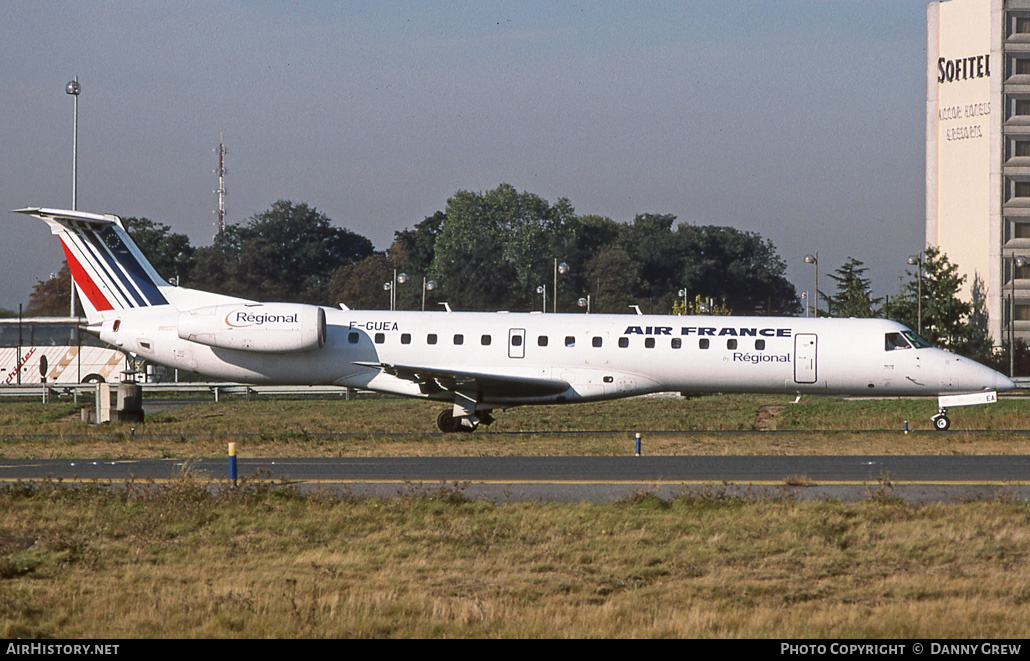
(436, 409, 495, 433)
(931, 408, 951, 431)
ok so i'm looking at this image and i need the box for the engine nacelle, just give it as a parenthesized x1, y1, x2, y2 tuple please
(177, 303, 326, 353)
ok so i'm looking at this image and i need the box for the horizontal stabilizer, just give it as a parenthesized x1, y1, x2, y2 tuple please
(14, 207, 121, 229)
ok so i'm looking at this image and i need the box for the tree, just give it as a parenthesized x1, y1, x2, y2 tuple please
(430, 184, 582, 311)
(25, 265, 75, 317)
(327, 253, 395, 310)
(191, 200, 375, 304)
(892, 246, 990, 356)
(583, 244, 640, 314)
(122, 217, 196, 285)
(819, 257, 881, 318)
(673, 224, 800, 315)
(390, 211, 445, 310)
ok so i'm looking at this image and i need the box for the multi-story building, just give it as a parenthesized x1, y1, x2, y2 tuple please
(927, 0, 1030, 348)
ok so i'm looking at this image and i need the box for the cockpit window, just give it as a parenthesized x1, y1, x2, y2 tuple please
(901, 330, 932, 349)
(885, 331, 931, 351)
(885, 332, 912, 351)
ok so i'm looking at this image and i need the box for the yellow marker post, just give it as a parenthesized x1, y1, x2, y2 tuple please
(228, 442, 237, 486)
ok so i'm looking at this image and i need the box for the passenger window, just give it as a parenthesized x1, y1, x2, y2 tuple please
(699, 339, 710, 349)
(375, 333, 385, 344)
(565, 336, 575, 347)
(727, 339, 737, 350)
(427, 334, 437, 345)
(401, 333, 411, 345)
(592, 337, 602, 348)
(481, 334, 491, 346)
(645, 338, 655, 348)
(671, 338, 681, 349)
(512, 335, 523, 346)
(618, 337, 629, 348)
(454, 334, 464, 345)
(755, 339, 765, 350)
(348, 332, 359, 344)
(537, 336, 548, 347)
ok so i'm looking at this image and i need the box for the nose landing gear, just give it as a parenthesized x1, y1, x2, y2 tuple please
(931, 408, 951, 431)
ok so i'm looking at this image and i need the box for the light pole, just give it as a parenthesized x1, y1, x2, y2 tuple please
(804, 253, 818, 317)
(907, 253, 923, 335)
(536, 285, 546, 312)
(577, 295, 591, 314)
(421, 277, 437, 311)
(1010, 255, 1027, 377)
(384, 271, 408, 310)
(66, 78, 81, 317)
(553, 260, 569, 313)
(677, 288, 688, 314)
(801, 292, 808, 318)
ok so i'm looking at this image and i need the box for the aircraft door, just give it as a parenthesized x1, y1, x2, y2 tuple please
(508, 328, 526, 359)
(794, 333, 817, 384)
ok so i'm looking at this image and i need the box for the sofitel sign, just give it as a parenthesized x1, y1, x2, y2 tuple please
(937, 54, 990, 84)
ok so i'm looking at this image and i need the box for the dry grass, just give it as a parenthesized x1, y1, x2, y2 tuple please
(1, 479, 1028, 638)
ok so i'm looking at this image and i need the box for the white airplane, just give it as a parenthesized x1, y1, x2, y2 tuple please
(16, 207, 1016, 432)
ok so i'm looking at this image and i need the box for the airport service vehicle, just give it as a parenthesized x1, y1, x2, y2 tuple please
(14, 207, 1015, 432)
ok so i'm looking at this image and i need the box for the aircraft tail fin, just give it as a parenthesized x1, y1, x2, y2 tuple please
(15, 207, 174, 323)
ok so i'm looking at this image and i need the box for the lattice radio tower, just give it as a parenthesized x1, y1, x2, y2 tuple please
(214, 134, 227, 235)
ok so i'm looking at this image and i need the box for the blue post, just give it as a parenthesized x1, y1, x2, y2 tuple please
(904, 420, 909, 434)
(635, 432, 641, 456)
(228, 442, 237, 486)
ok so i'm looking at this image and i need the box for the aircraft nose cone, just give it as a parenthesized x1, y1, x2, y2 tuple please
(995, 372, 1017, 392)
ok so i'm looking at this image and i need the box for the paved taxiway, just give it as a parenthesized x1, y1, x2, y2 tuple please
(1, 455, 1027, 503)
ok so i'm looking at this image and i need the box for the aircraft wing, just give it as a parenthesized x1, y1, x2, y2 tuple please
(354, 362, 570, 398)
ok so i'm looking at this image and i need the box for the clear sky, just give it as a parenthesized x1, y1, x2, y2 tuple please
(0, 1, 929, 312)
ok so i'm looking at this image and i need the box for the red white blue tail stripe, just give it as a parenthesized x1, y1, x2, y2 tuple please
(15, 208, 169, 317)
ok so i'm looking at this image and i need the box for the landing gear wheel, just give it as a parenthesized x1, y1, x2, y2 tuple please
(932, 413, 951, 431)
(437, 410, 462, 434)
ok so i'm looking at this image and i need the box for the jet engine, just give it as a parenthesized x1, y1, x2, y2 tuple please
(177, 303, 326, 353)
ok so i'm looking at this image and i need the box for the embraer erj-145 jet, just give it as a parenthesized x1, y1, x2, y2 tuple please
(16, 207, 1015, 432)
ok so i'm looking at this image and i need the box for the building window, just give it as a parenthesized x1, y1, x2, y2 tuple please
(1016, 222, 1030, 240)
(1015, 98, 1030, 118)
(592, 337, 602, 348)
(1012, 14, 1030, 37)
(1015, 181, 1030, 199)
